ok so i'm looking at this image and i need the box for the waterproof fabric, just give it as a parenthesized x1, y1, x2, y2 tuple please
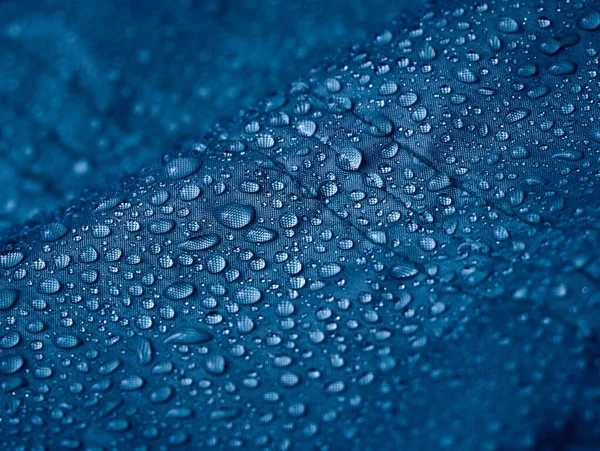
(1, 0, 600, 450)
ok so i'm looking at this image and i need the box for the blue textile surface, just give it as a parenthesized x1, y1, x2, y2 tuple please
(1, 0, 600, 450)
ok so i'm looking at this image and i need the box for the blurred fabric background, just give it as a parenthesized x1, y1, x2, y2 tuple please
(2, 1, 600, 449)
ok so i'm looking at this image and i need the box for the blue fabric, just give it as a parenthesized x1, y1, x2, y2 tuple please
(1, 0, 600, 450)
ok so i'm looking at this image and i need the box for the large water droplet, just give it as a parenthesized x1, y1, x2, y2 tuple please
(0, 289, 19, 310)
(55, 334, 81, 349)
(0, 252, 24, 269)
(164, 281, 195, 300)
(392, 263, 419, 279)
(235, 286, 262, 305)
(213, 204, 255, 229)
(336, 147, 363, 171)
(164, 328, 213, 344)
(178, 234, 221, 251)
(0, 355, 24, 375)
(149, 219, 176, 235)
(244, 226, 278, 243)
(40, 222, 68, 241)
(38, 278, 61, 294)
(578, 10, 600, 31)
(164, 156, 203, 180)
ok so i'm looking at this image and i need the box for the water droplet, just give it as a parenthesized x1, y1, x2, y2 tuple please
(178, 184, 202, 201)
(548, 61, 577, 75)
(319, 263, 342, 278)
(505, 108, 530, 123)
(367, 115, 393, 136)
(92, 225, 111, 238)
(40, 222, 68, 241)
(0, 252, 24, 269)
(0, 289, 19, 310)
(279, 212, 299, 229)
(235, 286, 262, 305)
(120, 375, 145, 391)
(578, 10, 600, 31)
(164, 156, 203, 180)
(336, 147, 363, 171)
(206, 255, 227, 274)
(0, 355, 24, 375)
(150, 385, 174, 404)
(398, 92, 418, 107)
(38, 278, 61, 294)
(454, 68, 479, 84)
(213, 204, 255, 229)
(419, 237, 437, 251)
(244, 226, 278, 243)
(392, 263, 419, 279)
(205, 355, 227, 375)
(178, 234, 221, 251)
(164, 281, 195, 300)
(256, 134, 275, 149)
(380, 142, 399, 159)
(164, 328, 212, 344)
(149, 219, 176, 235)
(296, 120, 317, 137)
(55, 334, 81, 349)
(497, 17, 520, 33)
(0, 331, 21, 349)
(134, 337, 153, 365)
(79, 245, 99, 263)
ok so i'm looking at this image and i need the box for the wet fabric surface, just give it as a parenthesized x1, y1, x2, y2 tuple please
(1, 0, 600, 450)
